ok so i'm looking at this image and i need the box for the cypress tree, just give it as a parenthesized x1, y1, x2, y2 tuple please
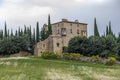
(33, 28, 36, 44)
(18, 27, 21, 36)
(41, 27, 47, 41)
(106, 25, 109, 36)
(4, 21, 7, 38)
(94, 18, 100, 37)
(48, 14, 52, 35)
(8, 29, 9, 38)
(21, 29, 23, 36)
(29, 25, 32, 42)
(15, 30, 18, 36)
(11, 29, 13, 37)
(0, 30, 3, 39)
(109, 21, 113, 35)
(24, 25, 27, 35)
(36, 21, 40, 42)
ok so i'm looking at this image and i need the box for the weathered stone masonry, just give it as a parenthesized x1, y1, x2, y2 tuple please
(34, 19, 87, 56)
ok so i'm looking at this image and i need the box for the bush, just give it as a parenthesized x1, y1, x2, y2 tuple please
(63, 53, 82, 60)
(41, 51, 61, 59)
(106, 57, 116, 65)
(116, 57, 120, 61)
(91, 55, 100, 62)
(63, 53, 71, 60)
(70, 53, 82, 60)
(100, 50, 111, 58)
(63, 46, 68, 53)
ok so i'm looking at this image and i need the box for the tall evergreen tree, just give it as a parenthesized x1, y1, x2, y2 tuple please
(109, 21, 113, 35)
(20, 29, 23, 36)
(24, 25, 27, 35)
(41, 27, 47, 41)
(15, 30, 18, 36)
(48, 14, 52, 35)
(29, 25, 32, 42)
(18, 27, 21, 36)
(0, 30, 3, 39)
(8, 29, 9, 38)
(94, 18, 100, 37)
(106, 25, 109, 36)
(36, 22, 40, 42)
(4, 21, 7, 38)
(11, 29, 13, 37)
(33, 28, 36, 44)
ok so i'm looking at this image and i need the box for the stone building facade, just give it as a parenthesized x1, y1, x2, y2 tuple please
(34, 19, 87, 56)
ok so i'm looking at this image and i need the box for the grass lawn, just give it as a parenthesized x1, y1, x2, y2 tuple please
(0, 57, 120, 80)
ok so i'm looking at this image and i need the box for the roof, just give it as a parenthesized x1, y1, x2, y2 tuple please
(52, 19, 88, 25)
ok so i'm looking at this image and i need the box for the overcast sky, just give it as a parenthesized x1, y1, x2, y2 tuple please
(0, 0, 120, 36)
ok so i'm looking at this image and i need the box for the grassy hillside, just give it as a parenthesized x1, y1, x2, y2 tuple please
(0, 57, 120, 80)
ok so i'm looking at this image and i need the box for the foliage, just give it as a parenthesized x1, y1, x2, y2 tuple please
(67, 36, 89, 56)
(62, 46, 68, 53)
(48, 14, 52, 35)
(63, 53, 71, 60)
(70, 53, 82, 60)
(67, 35, 118, 58)
(94, 18, 100, 37)
(40, 15, 52, 41)
(0, 23, 35, 55)
(0, 35, 30, 55)
(88, 36, 106, 56)
(106, 57, 116, 65)
(104, 35, 117, 55)
(40, 26, 48, 41)
(106, 25, 109, 36)
(100, 50, 111, 58)
(41, 51, 61, 59)
(91, 55, 100, 62)
(4, 22, 7, 38)
(63, 53, 82, 60)
(36, 22, 40, 43)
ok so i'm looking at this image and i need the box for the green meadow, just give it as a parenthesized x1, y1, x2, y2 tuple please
(0, 57, 120, 80)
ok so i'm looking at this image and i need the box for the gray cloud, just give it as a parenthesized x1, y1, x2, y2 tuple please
(0, 0, 120, 36)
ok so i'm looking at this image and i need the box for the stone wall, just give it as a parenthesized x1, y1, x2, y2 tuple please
(34, 19, 87, 56)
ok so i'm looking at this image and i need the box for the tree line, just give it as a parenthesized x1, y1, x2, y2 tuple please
(0, 15, 52, 56)
(66, 18, 120, 59)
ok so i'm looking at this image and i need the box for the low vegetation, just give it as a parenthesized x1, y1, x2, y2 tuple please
(0, 57, 120, 80)
(41, 51, 61, 59)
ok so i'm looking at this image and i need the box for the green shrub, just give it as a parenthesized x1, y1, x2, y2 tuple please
(91, 55, 100, 60)
(41, 51, 61, 59)
(100, 50, 110, 58)
(63, 53, 82, 60)
(116, 57, 120, 61)
(63, 53, 71, 60)
(63, 46, 68, 53)
(106, 57, 116, 65)
(70, 53, 82, 60)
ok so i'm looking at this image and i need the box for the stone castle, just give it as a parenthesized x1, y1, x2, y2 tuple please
(34, 19, 87, 56)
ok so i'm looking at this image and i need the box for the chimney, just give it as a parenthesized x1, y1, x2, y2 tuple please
(75, 19, 79, 23)
(62, 19, 68, 22)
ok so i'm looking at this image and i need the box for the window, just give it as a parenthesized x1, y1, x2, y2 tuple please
(57, 29, 59, 34)
(43, 44, 45, 48)
(77, 24, 79, 27)
(77, 29, 79, 34)
(56, 43, 60, 47)
(70, 29, 72, 33)
(61, 28, 66, 36)
(70, 23, 72, 26)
